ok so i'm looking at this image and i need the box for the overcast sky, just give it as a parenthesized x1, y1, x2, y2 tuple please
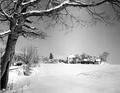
(0, 1, 120, 64)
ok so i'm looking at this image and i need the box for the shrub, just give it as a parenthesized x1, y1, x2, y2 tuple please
(20, 46, 40, 66)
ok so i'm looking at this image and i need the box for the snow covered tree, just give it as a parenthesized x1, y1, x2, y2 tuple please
(0, 0, 120, 90)
(99, 52, 110, 62)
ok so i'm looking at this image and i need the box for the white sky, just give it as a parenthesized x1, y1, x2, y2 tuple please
(0, 1, 120, 64)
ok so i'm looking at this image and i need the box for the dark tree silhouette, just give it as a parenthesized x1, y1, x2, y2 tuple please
(49, 53, 54, 59)
(0, 0, 120, 90)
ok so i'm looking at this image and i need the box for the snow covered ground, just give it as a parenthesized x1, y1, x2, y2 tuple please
(4, 64, 120, 93)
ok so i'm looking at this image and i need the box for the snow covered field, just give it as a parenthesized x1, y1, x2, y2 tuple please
(5, 64, 120, 93)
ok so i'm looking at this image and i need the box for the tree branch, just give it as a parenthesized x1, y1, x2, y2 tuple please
(25, 19, 33, 23)
(0, 14, 8, 21)
(45, 0, 52, 10)
(86, 7, 107, 23)
(14, 0, 24, 11)
(0, 30, 11, 38)
(22, 0, 41, 8)
(0, 0, 11, 20)
(22, 0, 108, 18)
(23, 24, 38, 30)
(20, 30, 48, 39)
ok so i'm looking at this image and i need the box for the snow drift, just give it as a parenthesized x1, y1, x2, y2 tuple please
(4, 64, 120, 93)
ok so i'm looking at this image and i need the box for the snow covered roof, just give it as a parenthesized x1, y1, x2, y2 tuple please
(68, 54, 75, 58)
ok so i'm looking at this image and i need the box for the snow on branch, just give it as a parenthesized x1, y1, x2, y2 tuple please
(22, 0, 41, 8)
(23, 24, 38, 30)
(22, 0, 108, 18)
(25, 19, 33, 23)
(22, 0, 37, 5)
(0, 30, 11, 38)
(0, 14, 8, 21)
(20, 30, 48, 39)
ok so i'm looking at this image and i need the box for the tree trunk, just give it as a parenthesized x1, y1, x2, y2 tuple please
(0, 33, 19, 90)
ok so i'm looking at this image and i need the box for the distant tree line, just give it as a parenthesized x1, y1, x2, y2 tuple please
(66, 52, 110, 64)
(1, 48, 109, 65)
(41, 52, 110, 64)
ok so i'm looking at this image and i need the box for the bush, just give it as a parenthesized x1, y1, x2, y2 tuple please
(20, 46, 40, 66)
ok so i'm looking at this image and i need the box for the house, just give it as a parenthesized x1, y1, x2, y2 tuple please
(94, 57, 102, 64)
(67, 54, 75, 64)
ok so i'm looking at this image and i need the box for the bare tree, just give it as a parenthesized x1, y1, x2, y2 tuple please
(99, 52, 110, 62)
(0, 0, 120, 90)
(21, 46, 39, 65)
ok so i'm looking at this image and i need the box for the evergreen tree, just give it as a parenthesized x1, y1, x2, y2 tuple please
(49, 53, 54, 59)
